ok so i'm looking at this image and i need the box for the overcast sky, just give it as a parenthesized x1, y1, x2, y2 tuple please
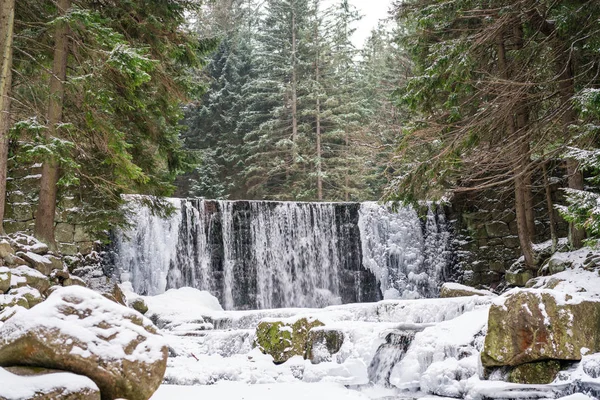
(349, 0, 393, 47)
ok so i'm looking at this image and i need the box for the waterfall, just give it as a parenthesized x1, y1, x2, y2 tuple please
(109, 199, 453, 310)
(368, 331, 417, 387)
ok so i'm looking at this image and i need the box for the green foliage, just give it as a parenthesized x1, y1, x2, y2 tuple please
(182, 0, 403, 201)
(386, 0, 600, 210)
(10, 0, 216, 236)
(558, 147, 600, 245)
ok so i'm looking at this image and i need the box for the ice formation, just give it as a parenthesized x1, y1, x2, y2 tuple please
(110, 199, 453, 309)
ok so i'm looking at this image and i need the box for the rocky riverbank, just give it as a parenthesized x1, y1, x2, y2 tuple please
(0, 234, 168, 400)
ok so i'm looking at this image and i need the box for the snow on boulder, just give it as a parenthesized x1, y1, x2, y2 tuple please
(0, 366, 100, 400)
(481, 289, 600, 367)
(9, 266, 51, 295)
(439, 283, 495, 298)
(142, 287, 223, 331)
(15, 251, 55, 276)
(0, 286, 167, 400)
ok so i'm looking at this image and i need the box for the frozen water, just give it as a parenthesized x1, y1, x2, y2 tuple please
(111, 199, 453, 309)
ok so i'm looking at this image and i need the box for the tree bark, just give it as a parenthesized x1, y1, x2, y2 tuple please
(0, 0, 15, 235)
(542, 161, 558, 252)
(291, 7, 298, 162)
(314, 6, 322, 201)
(497, 31, 536, 268)
(35, 0, 71, 250)
(344, 131, 349, 202)
(557, 55, 585, 248)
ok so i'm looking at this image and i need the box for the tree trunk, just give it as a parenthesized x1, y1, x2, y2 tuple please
(344, 131, 349, 202)
(497, 32, 536, 268)
(542, 161, 558, 252)
(315, 86, 322, 200)
(557, 56, 585, 248)
(314, 7, 322, 201)
(291, 8, 298, 161)
(35, 0, 70, 250)
(0, 0, 15, 236)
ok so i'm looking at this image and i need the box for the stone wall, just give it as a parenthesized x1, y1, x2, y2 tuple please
(448, 173, 569, 289)
(5, 162, 95, 256)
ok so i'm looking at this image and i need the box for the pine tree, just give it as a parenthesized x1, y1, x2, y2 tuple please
(389, 0, 600, 266)
(10, 0, 215, 239)
(181, 0, 257, 199)
(241, 0, 316, 200)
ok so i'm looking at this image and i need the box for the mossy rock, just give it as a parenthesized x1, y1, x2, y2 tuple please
(255, 317, 324, 364)
(481, 290, 600, 367)
(507, 360, 561, 384)
(505, 269, 534, 287)
(130, 298, 149, 315)
(306, 327, 344, 364)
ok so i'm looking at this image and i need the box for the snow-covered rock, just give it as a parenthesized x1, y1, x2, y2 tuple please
(440, 282, 495, 298)
(142, 286, 224, 332)
(9, 265, 50, 294)
(482, 289, 600, 367)
(16, 251, 55, 275)
(0, 286, 167, 400)
(0, 366, 100, 400)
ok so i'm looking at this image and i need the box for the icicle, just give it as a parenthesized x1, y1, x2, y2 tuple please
(110, 199, 453, 309)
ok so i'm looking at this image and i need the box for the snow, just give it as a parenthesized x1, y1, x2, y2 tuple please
(0, 367, 98, 399)
(441, 282, 496, 297)
(529, 268, 600, 301)
(0, 286, 166, 364)
(152, 382, 369, 400)
(12, 265, 47, 279)
(389, 307, 489, 396)
(139, 287, 495, 397)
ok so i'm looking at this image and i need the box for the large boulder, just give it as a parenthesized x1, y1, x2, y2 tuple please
(255, 317, 324, 364)
(0, 366, 100, 400)
(481, 289, 600, 367)
(0, 286, 167, 400)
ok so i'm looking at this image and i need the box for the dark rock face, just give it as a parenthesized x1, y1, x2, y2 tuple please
(449, 173, 570, 289)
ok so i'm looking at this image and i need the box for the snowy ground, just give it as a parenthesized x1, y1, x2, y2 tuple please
(120, 258, 600, 400)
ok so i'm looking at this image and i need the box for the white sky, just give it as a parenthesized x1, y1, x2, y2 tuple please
(349, 0, 393, 47)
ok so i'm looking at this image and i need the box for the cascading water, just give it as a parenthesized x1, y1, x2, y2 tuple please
(108, 199, 453, 310)
(368, 330, 418, 387)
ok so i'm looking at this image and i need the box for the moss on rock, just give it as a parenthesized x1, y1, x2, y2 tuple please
(507, 360, 561, 384)
(306, 328, 344, 364)
(481, 290, 600, 367)
(255, 317, 324, 364)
